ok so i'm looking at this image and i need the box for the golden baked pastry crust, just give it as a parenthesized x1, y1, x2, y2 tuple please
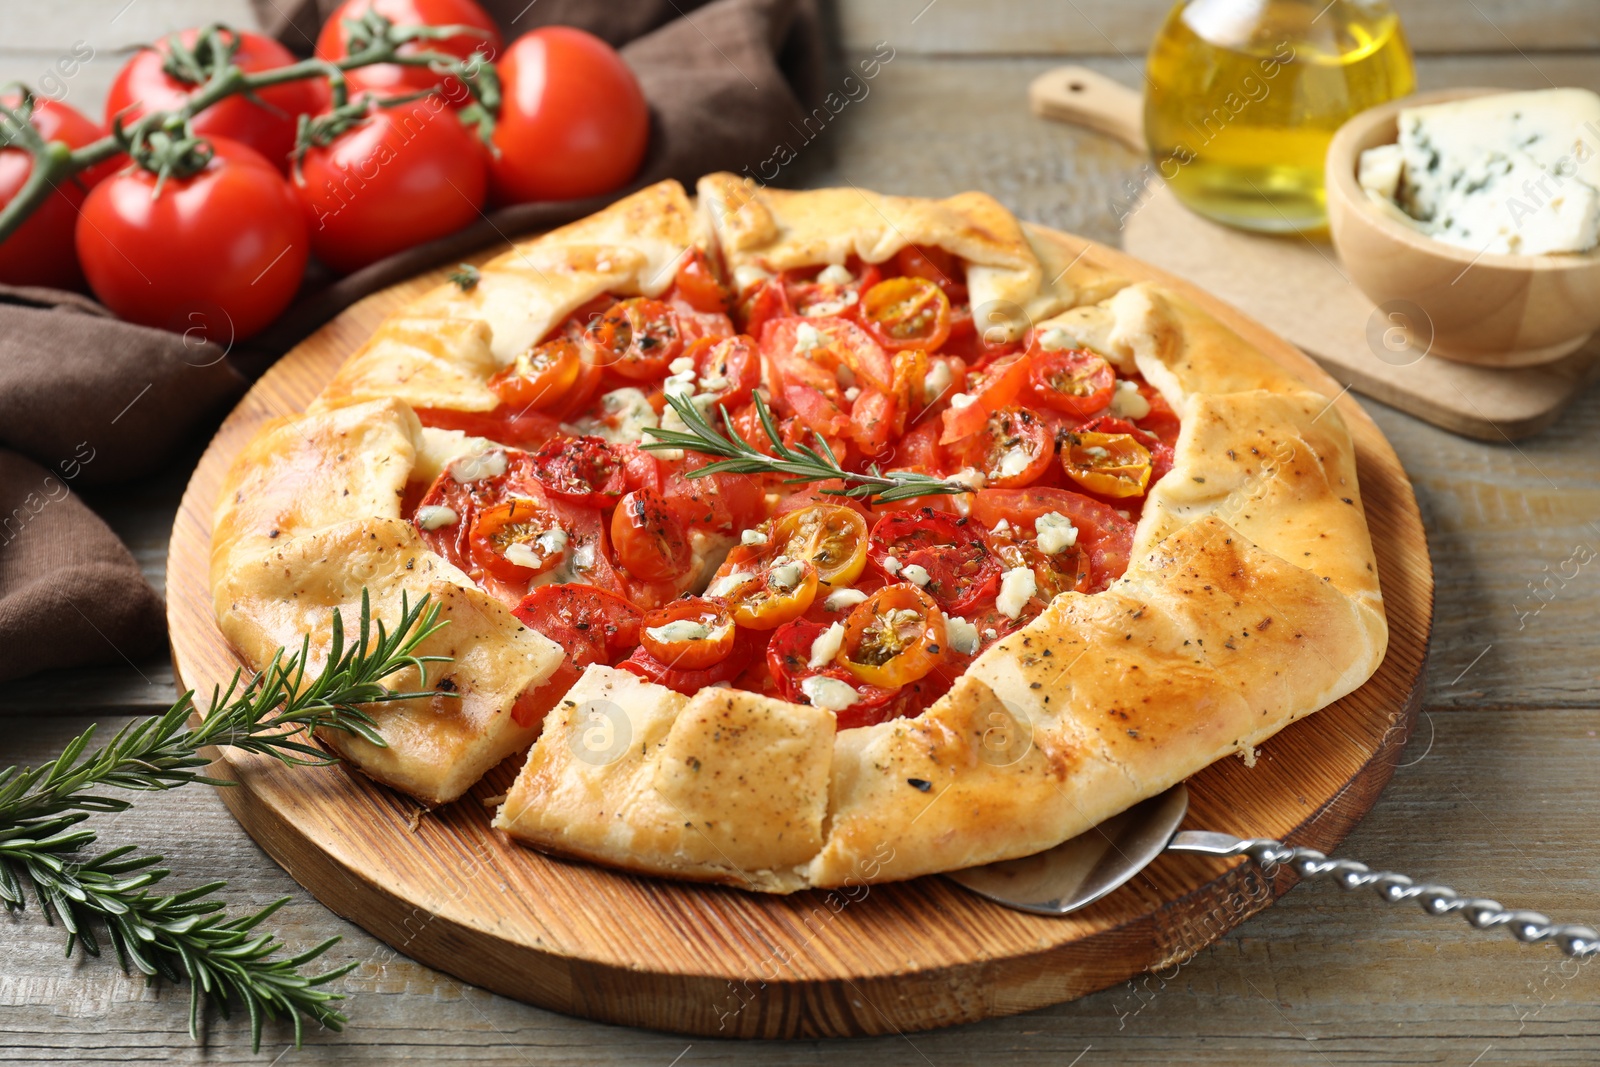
(210, 177, 1388, 887)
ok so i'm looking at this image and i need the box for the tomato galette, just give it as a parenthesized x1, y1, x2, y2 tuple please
(210, 175, 1388, 891)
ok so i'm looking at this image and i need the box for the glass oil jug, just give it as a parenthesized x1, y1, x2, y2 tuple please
(1143, 0, 1415, 233)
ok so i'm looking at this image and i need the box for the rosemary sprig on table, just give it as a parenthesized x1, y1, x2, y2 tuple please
(642, 390, 973, 505)
(0, 591, 451, 1051)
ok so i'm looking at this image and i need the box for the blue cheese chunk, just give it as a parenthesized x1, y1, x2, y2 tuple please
(996, 566, 1037, 620)
(801, 673, 861, 711)
(1034, 512, 1079, 555)
(943, 613, 981, 655)
(809, 621, 845, 668)
(824, 587, 869, 611)
(415, 505, 458, 530)
(1371, 88, 1600, 255)
(646, 619, 712, 643)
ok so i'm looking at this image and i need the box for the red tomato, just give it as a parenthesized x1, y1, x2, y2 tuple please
(413, 405, 563, 448)
(512, 583, 642, 667)
(105, 29, 327, 171)
(847, 388, 899, 456)
(766, 618, 903, 729)
(292, 96, 487, 273)
(890, 244, 966, 301)
(968, 487, 1137, 592)
(660, 453, 766, 535)
(737, 277, 791, 337)
(868, 510, 1002, 616)
(782, 260, 880, 319)
(490, 27, 648, 203)
(691, 334, 761, 411)
(315, 0, 502, 102)
(76, 138, 308, 342)
(760, 316, 893, 393)
(529, 435, 627, 507)
(939, 353, 1030, 444)
(586, 297, 683, 379)
(951, 405, 1056, 489)
(1028, 348, 1115, 419)
(0, 97, 110, 289)
(621, 627, 762, 696)
(611, 487, 692, 582)
(639, 597, 736, 670)
(1083, 414, 1177, 489)
(671, 248, 731, 314)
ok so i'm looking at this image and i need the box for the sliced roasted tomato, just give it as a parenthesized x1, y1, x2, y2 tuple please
(470, 495, 569, 582)
(586, 297, 683, 379)
(988, 525, 1089, 602)
(860, 276, 951, 353)
(640, 597, 736, 669)
(953, 405, 1055, 489)
(868, 510, 1000, 615)
(413, 406, 564, 448)
(671, 248, 731, 314)
(724, 559, 819, 630)
(660, 452, 767, 535)
(838, 584, 948, 688)
(783, 260, 878, 319)
(969, 487, 1136, 592)
(691, 333, 761, 411)
(610, 487, 692, 582)
(529, 434, 626, 507)
(488, 336, 583, 411)
(760, 315, 893, 394)
(1062, 430, 1152, 498)
(784, 382, 851, 439)
(939, 353, 1030, 444)
(622, 625, 761, 695)
(766, 619, 903, 729)
(1028, 347, 1114, 419)
(846, 387, 898, 456)
(737, 276, 791, 337)
(512, 584, 643, 667)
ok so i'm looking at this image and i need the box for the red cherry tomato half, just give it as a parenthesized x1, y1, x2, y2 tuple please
(529, 435, 626, 507)
(765, 618, 903, 729)
(690, 334, 762, 411)
(868, 510, 1001, 615)
(610, 487, 692, 583)
(488, 336, 583, 411)
(0, 96, 110, 289)
(315, 0, 502, 103)
(106, 29, 327, 171)
(76, 137, 308, 343)
(671, 248, 731, 314)
(512, 582, 642, 667)
(469, 494, 568, 582)
(1028, 347, 1115, 419)
(639, 597, 737, 670)
(293, 97, 487, 273)
(953, 405, 1056, 489)
(490, 27, 648, 203)
(586, 297, 683, 379)
(621, 626, 761, 696)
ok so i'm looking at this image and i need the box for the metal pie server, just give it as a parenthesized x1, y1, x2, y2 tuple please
(944, 783, 1599, 958)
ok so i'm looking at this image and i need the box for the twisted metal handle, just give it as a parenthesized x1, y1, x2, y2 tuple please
(1169, 831, 1600, 959)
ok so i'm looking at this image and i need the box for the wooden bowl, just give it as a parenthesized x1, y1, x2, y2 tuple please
(1325, 88, 1600, 368)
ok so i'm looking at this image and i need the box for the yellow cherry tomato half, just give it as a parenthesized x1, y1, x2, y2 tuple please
(1062, 431, 1152, 498)
(839, 584, 948, 688)
(770, 504, 870, 587)
(724, 559, 819, 630)
(488, 336, 583, 410)
(640, 597, 736, 670)
(861, 276, 952, 352)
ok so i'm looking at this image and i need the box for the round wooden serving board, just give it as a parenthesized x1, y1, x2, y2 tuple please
(168, 226, 1433, 1039)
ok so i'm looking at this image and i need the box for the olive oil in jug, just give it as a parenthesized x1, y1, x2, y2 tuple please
(1144, 0, 1415, 233)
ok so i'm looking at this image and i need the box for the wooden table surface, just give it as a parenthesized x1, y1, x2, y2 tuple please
(6, 3, 1600, 1064)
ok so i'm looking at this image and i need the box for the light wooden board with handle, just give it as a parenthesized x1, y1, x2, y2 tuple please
(1031, 64, 1600, 440)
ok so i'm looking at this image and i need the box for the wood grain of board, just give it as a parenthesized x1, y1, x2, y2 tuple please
(164, 226, 1433, 1038)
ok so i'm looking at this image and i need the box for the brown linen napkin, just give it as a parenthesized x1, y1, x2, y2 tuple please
(0, 0, 822, 683)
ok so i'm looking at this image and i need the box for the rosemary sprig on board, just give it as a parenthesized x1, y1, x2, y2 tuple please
(0, 591, 451, 1051)
(642, 391, 973, 505)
